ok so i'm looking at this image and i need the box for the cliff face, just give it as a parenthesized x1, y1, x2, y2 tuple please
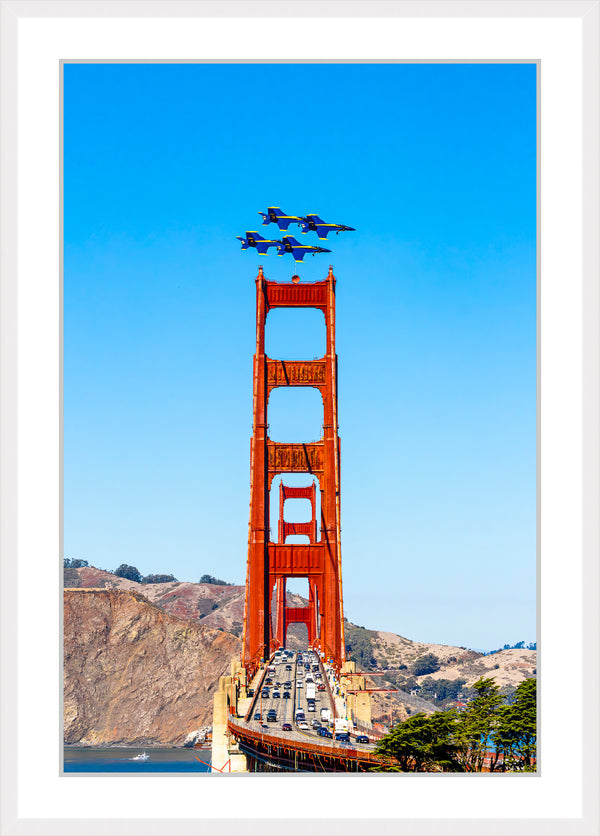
(64, 588, 240, 746)
(65, 567, 246, 635)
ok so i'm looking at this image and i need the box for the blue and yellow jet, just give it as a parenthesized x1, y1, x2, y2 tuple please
(298, 214, 355, 240)
(276, 235, 331, 263)
(258, 206, 302, 231)
(236, 231, 280, 255)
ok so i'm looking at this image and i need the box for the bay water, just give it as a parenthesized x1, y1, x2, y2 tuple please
(63, 746, 211, 774)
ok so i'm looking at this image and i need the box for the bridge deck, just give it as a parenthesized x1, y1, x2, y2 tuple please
(228, 650, 390, 772)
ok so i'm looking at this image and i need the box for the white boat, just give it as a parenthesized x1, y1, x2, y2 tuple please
(131, 751, 149, 761)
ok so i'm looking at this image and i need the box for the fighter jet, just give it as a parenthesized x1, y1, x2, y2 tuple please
(298, 214, 355, 239)
(236, 231, 280, 255)
(276, 235, 331, 263)
(258, 206, 303, 231)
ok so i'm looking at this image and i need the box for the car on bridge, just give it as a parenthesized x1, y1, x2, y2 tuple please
(335, 732, 350, 742)
(356, 735, 370, 744)
(272, 690, 281, 698)
(282, 723, 292, 731)
(267, 711, 277, 722)
(283, 691, 291, 699)
(297, 721, 310, 730)
(254, 712, 261, 720)
(262, 689, 269, 698)
(318, 727, 333, 738)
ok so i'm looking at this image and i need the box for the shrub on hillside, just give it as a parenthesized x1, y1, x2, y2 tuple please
(63, 558, 89, 569)
(411, 653, 441, 676)
(344, 624, 378, 669)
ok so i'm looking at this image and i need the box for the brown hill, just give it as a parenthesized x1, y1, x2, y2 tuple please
(63, 567, 536, 741)
(346, 625, 536, 726)
(65, 566, 246, 635)
(372, 630, 536, 688)
(64, 588, 239, 746)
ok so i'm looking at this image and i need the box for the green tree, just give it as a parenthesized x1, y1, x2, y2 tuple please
(199, 574, 232, 586)
(63, 558, 89, 568)
(143, 573, 178, 584)
(495, 677, 537, 772)
(455, 677, 503, 772)
(417, 677, 467, 704)
(375, 711, 464, 772)
(113, 564, 143, 583)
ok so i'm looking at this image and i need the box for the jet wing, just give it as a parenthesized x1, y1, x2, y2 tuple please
(291, 248, 306, 262)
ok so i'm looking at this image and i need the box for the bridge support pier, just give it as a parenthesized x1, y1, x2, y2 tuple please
(211, 673, 249, 773)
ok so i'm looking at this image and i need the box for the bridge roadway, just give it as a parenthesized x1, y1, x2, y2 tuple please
(234, 649, 379, 765)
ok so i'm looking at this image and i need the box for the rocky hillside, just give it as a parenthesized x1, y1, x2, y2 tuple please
(63, 566, 536, 742)
(65, 566, 246, 635)
(64, 588, 239, 746)
(344, 623, 536, 727)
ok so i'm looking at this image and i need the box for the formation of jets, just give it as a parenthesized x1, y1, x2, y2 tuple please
(237, 206, 354, 263)
(237, 232, 331, 262)
(258, 206, 355, 239)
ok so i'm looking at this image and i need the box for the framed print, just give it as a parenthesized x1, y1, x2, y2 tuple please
(1, 1, 598, 835)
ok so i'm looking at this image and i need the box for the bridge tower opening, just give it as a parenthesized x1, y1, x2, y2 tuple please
(242, 267, 346, 674)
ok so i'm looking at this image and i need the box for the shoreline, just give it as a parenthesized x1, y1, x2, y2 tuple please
(64, 743, 211, 750)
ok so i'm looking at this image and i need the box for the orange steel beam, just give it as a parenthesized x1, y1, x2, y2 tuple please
(242, 268, 345, 672)
(345, 688, 399, 693)
(227, 718, 390, 769)
(343, 671, 387, 675)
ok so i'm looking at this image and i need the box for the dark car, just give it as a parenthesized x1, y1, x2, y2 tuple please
(356, 734, 370, 744)
(265, 678, 273, 685)
(283, 691, 291, 699)
(282, 723, 292, 731)
(335, 732, 350, 742)
(247, 688, 254, 697)
(318, 727, 333, 738)
(267, 713, 277, 722)
(285, 664, 292, 671)
(272, 690, 280, 698)
(262, 689, 269, 698)
(317, 684, 326, 691)
(253, 712, 261, 720)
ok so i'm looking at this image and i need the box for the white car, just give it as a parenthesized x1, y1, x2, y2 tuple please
(296, 680, 303, 688)
(297, 721, 310, 730)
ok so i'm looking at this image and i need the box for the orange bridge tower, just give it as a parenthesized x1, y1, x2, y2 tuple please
(242, 267, 346, 674)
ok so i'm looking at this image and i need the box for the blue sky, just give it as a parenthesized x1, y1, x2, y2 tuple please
(64, 62, 536, 650)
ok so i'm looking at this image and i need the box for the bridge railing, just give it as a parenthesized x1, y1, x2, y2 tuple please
(227, 716, 390, 766)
